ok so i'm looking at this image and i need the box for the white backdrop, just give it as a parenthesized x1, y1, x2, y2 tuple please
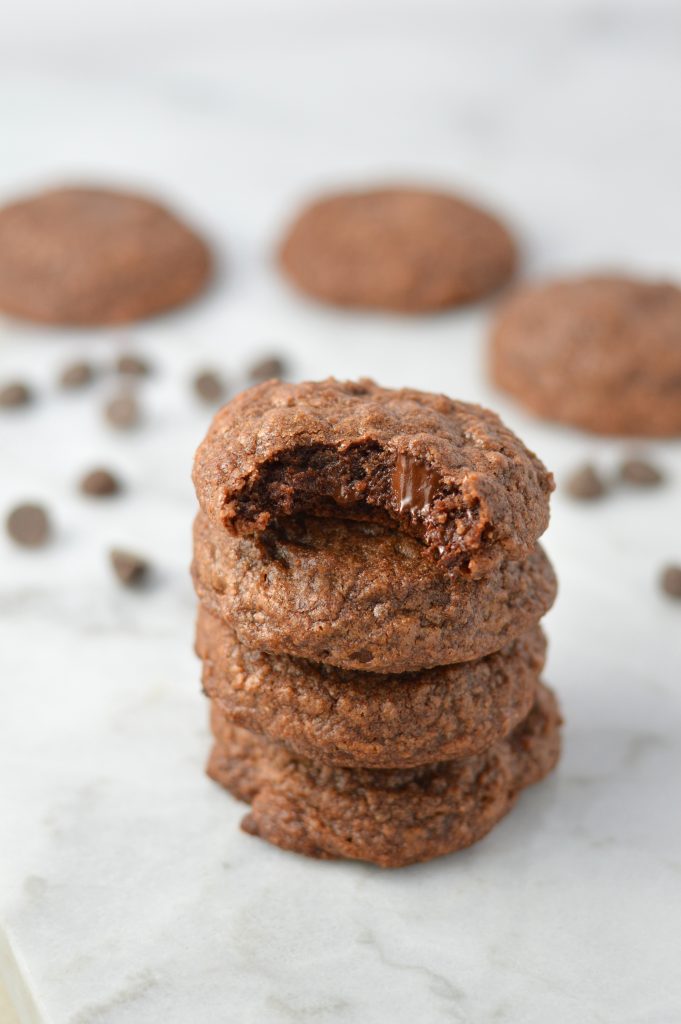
(1, 2, 681, 1022)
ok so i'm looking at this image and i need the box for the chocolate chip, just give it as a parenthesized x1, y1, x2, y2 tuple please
(104, 392, 140, 429)
(6, 503, 50, 547)
(116, 353, 151, 376)
(619, 457, 664, 487)
(248, 355, 287, 383)
(350, 648, 374, 664)
(80, 468, 122, 497)
(0, 382, 32, 408)
(660, 564, 681, 599)
(564, 464, 607, 500)
(110, 548, 149, 587)
(59, 361, 94, 389)
(193, 370, 225, 403)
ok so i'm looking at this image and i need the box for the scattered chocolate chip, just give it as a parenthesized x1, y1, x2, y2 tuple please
(0, 382, 32, 408)
(6, 503, 50, 547)
(660, 564, 681, 599)
(110, 548, 149, 587)
(193, 370, 225, 403)
(564, 464, 607, 500)
(59, 361, 94, 389)
(248, 354, 287, 383)
(116, 353, 151, 376)
(619, 457, 664, 487)
(104, 392, 140, 429)
(80, 468, 122, 497)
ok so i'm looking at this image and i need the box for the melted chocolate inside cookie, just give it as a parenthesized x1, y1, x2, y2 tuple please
(391, 451, 441, 512)
(233, 442, 487, 572)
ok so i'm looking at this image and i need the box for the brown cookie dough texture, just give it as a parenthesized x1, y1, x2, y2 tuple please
(192, 378, 553, 579)
(191, 377, 561, 865)
(490, 274, 681, 437)
(198, 606, 546, 768)
(0, 186, 211, 325)
(278, 186, 517, 312)
(192, 513, 557, 672)
(207, 683, 561, 868)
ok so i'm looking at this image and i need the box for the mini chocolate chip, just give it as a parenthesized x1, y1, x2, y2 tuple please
(619, 457, 664, 487)
(350, 648, 374, 664)
(565, 464, 607, 500)
(193, 370, 225, 403)
(6, 503, 50, 547)
(0, 382, 32, 408)
(660, 564, 681, 599)
(104, 392, 140, 429)
(248, 355, 287, 383)
(116, 353, 151, 376)
(80, 468, 121, 497)
(110, 548, 149, 587)
(59, 361, 94, 389)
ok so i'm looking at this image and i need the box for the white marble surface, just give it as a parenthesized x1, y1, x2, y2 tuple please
(2, 1, 681, 1021)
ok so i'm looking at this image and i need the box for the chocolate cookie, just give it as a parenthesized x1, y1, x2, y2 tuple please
(490, 274, 681, 437)
(278, 186, 516, 312)
(192, 513, 557, 672)
(197, 607, 545, 768)
(0, 186, 211, 325)
(192, 378, 553, 578)
(207, 683, 561, 867)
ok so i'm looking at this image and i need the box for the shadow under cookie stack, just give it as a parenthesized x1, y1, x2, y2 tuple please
(191, 378, 561, 868)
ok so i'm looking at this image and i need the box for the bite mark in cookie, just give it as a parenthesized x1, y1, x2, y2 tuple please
(193, 378, 553, 577)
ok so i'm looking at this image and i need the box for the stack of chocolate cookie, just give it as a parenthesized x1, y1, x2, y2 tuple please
(191, 379, 561, 867)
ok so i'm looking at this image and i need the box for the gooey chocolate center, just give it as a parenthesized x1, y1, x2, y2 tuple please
(391, 451, 441, 514)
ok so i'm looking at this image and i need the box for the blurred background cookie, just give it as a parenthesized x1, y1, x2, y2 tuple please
(0, 185, 212, 325)
(490, 274, 681, 436)
(278, 186, 517, 312)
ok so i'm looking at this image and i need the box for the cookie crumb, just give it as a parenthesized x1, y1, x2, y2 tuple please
(110, 548, 149, 586)
(660, 564, 681, 599)
(564, 464, 607, 500)
(80, 468, 121, 497)
(6, 503, 50, 547)
(193, 370, 225, 403)
(0, 381, 32, 408)
(116, 353, 151, 376)
(619, 457, 664, 487)
(248, 355, 287, 383)
(59, 361, 94, 389)
(104, 392, 140, 429)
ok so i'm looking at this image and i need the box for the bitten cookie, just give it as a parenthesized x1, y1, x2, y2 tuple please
(192, 378, 553, 578)
(278, 186, 516, 312)
(192, 513, 557, 672)
(490, 274, 681, 437)
(198, 607, 545, 768)
(0, 185, 211, 325)
(207, 683, 561, 868)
